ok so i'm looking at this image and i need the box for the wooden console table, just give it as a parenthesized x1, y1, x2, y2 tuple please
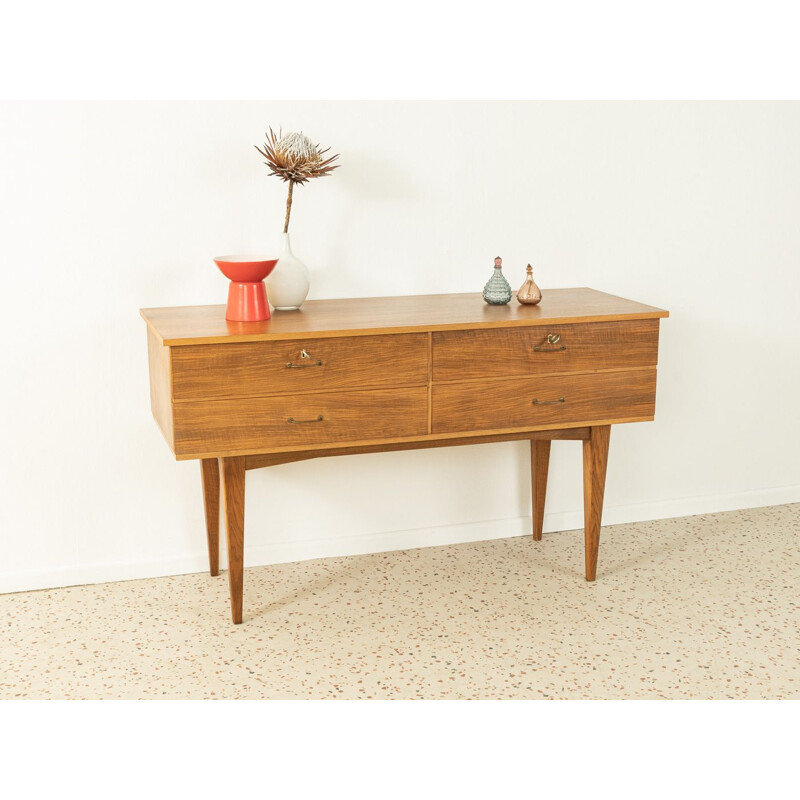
(142, 289, 668, 623)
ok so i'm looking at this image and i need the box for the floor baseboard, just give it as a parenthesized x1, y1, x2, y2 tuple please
(2, 484, 798, 595)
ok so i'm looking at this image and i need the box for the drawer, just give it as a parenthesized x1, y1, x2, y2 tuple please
(173, 387, 428, 457)
(431, 369, 657, 434)
(171, 333, 428, 401)
(432, 320, 659, 382)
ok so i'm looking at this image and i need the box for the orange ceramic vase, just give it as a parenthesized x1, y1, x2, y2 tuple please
(214, 256, 279, 321)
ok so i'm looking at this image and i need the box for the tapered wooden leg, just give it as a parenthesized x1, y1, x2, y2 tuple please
(531, 440, 551, 541)
(200, 458, 221, 576)
(582, 425, 610, 581)
(221, 456, 246, 624)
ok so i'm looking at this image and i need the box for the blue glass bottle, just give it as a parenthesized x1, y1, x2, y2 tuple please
(483, 256, 512, 305)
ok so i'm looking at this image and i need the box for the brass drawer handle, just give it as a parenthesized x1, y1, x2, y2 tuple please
(287, 415, 324, 424)
(533, 333, 566, 352)
(532, 397, 565, 405)
(286, 349, 323, 368)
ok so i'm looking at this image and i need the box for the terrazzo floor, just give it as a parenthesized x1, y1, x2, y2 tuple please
(2, 504, 798, 699)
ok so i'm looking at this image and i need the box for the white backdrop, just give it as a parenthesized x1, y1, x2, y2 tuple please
(1, 101, 798, 593)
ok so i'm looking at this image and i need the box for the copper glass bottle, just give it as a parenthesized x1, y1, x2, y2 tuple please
(517, 264, 542, 305)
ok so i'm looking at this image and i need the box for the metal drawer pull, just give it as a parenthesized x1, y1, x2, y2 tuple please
(287, 415, 324, 424)
(532, 397, 565, 405)
(533, 333, 566, 352)
(286, 349, 323, 368)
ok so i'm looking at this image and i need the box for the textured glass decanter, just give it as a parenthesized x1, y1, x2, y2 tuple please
(483, 256, 512, 305)
(517, 263, 542, 305)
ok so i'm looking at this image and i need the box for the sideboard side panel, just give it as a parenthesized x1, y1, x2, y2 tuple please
(146, 328, 175, 451)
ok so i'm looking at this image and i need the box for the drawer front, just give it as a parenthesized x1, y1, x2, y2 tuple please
(173, 387, 428, 457)
(432, 320, 659, 382)
(171, 333, 428, 401)
(431, 369, 657, 434)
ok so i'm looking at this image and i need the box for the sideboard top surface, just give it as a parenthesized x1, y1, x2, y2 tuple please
(141, 288, 669, 346)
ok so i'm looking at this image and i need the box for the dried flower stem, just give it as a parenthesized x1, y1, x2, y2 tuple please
(284, 180, 294, 233)
(256, 127, 339, 233)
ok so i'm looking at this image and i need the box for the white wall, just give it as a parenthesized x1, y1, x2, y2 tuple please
(1, 101, 799, 593)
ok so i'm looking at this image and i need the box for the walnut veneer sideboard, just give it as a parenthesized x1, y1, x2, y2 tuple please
(141, 289, 669, 624)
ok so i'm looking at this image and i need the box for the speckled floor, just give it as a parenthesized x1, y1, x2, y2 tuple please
(2, 504, 798, 699)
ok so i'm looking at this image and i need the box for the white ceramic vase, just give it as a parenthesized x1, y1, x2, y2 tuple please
(267, 232, 310, 311)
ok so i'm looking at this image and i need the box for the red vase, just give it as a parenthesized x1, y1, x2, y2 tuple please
(214, 256, 278, 322)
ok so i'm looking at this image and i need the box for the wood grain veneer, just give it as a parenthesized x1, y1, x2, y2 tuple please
(146, 327, 174, 448)
(201, 459, 220, 577)
(141, 288, 668, 623)
(141, 289, 668, 346)
(432, 319, 659, 382)
(173, 387, 429, 458)
(176, 417, 651, 461)
(171, 333, 428, 402)
(531, 440, 551, 541)
(583, 426, 611, 581)
(221, 456, 245, 625)
(242, 428, 593, 470)
(431, 369, 657, 434)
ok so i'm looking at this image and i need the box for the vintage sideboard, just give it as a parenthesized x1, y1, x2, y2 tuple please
(141, 289, 668, 623)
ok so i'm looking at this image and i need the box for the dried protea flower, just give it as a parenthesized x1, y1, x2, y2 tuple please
(255, 127, 340, 232)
